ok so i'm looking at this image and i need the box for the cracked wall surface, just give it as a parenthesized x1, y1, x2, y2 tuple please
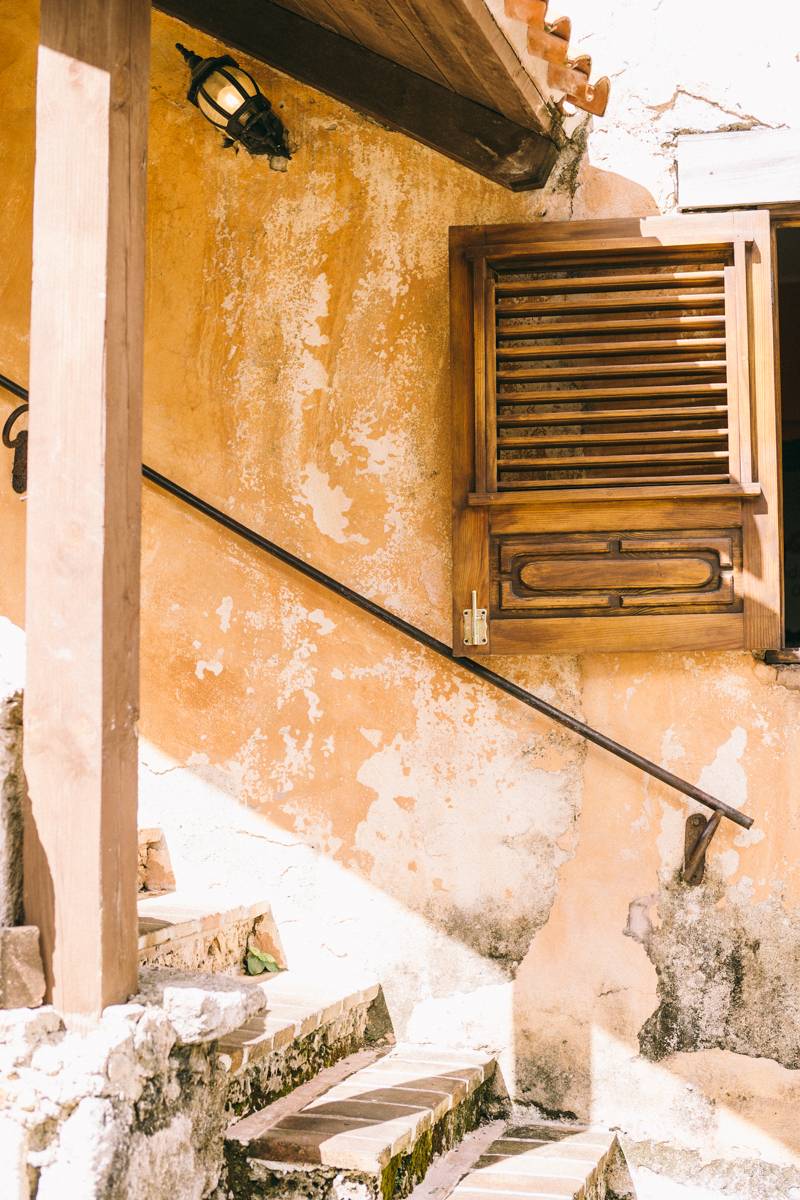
(4, 4, 800, 1198)
(563, 0, 800, 210)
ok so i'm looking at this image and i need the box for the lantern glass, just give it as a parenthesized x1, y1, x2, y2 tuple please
(198, 67, 258, 127)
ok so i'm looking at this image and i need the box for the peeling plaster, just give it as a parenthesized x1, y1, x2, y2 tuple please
(294, 464, 368, 546)
(216, 598, 233, 633)
(195, 652, 224, 681)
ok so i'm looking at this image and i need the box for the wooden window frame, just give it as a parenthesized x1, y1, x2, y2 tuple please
(450, 212, 782, 656)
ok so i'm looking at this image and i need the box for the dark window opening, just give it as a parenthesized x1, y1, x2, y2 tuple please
(776, 227, 800, 644)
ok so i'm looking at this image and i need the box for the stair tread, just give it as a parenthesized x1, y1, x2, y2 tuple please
(227, 1047, 388, 1142)
(216, 970, 380, 1071)
(449, 1128, 617, 1200)
(229, 1042, 496, 1174)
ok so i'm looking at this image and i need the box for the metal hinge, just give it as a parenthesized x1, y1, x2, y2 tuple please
(462, 590, 488, 646)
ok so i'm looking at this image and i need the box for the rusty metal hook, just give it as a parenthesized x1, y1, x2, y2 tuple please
(2, 403, 29, 494)
(683, 810, 723, 885)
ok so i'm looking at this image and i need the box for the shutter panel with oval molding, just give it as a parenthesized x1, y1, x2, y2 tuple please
(450, 212, 780, 655)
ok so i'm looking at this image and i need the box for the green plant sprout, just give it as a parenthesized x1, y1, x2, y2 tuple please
(245, 945, 281, 975)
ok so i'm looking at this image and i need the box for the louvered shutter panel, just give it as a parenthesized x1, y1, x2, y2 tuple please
(450, 213, 781, 655)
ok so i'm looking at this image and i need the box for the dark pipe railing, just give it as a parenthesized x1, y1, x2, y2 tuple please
(1, 372, 753, 837)
(142, 464, 752, 832)
(0, 372, 29, 401)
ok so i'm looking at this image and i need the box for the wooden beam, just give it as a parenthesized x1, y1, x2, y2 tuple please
(156, 0, 558, 191)
(24, 0, 150, 1025)
(264, 0, 556, 137)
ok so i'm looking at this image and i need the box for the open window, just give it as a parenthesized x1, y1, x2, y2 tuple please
(450, 212, 781, 655)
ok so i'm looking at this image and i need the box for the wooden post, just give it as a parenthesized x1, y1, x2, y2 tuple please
(23, 0, 150, 1025)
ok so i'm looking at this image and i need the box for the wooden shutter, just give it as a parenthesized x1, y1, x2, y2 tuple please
(450, 213, 781, 655)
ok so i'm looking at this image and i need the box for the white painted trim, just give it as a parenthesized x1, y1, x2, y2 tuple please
(677, 127, 800, 209)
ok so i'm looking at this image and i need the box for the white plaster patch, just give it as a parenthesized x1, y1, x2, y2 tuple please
(331, 668, 345, 680)
(713, 849, 740, 880)
(195, 651, 223, 680)
(294, 463, 368, 545)
(186, 752, 210, 767)
(360, 728, 382, 747)
(351, 426, 405, 479)
(308, 609, 336, 635)
(300, 272, 330, 347)
(354, 702, 578, 927)
(298, 350, 328, 396)
(216, 597, 233, 632)
(0, 616, 25, 697)
(656, 803, 686, 877)
(405, 982, 516, 1093)
(727, 875, 755, 906)
(733, 825, 766, 848)
(697, 727, 748, 810)
(660, 726, 686, 765)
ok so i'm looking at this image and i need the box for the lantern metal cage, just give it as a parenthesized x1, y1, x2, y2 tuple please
(176, 43, 291, 159)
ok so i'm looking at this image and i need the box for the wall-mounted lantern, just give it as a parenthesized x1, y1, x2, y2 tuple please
(176, 43, 291, 159)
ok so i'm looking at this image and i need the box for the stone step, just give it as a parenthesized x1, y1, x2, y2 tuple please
(449, 1125, 624, 1200)
(223, 1043, 497, 1199)
(218, 969, 386, 1119)
(137, 888, 285, 973)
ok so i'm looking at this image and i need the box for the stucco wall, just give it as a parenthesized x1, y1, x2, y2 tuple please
(5, 3, 800, 1197)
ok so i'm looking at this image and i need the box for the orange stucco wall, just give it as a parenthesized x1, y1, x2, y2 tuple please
(4, 4, 800, 1187)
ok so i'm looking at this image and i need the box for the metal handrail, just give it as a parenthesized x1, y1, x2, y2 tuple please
(141, 465, 752, 832)
(0, 372, 28, 402)
(0, 372, 753, 837)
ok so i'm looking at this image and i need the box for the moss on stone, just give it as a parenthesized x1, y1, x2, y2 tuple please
(225, 1001, 372, 1119)
(222, 1081, 490, 1200)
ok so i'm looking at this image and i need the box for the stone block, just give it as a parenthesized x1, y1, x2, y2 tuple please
(137, 826, 176, 894)
(250, 907, 288, 968)
(135, 966, 267, 1043)
(0, 926, 45, 1009)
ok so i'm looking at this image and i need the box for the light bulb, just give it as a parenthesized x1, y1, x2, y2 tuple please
(218, 84, 242, 113)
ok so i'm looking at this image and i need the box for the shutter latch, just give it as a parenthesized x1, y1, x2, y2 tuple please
(463, 590, 488, 646)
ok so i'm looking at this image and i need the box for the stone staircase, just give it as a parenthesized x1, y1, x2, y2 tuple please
(133, 888, 633, 1199)
(214, 1018, 633, 1200)
(224, 1043, 496, 1199)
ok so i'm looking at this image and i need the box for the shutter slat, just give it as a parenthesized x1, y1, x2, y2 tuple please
(496, 315, 725, 338)
(496, 294, 724, 316)
(494, 270, 725, 296)
(497, 450, 727, 470)
(497, 406, 727, 427)
(496, 338, 726, 361)
(497, 429, 728, 449)
(497, 361, 725, 383)
(496, 383, 727, 404)
(494, 473, 730, 490)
